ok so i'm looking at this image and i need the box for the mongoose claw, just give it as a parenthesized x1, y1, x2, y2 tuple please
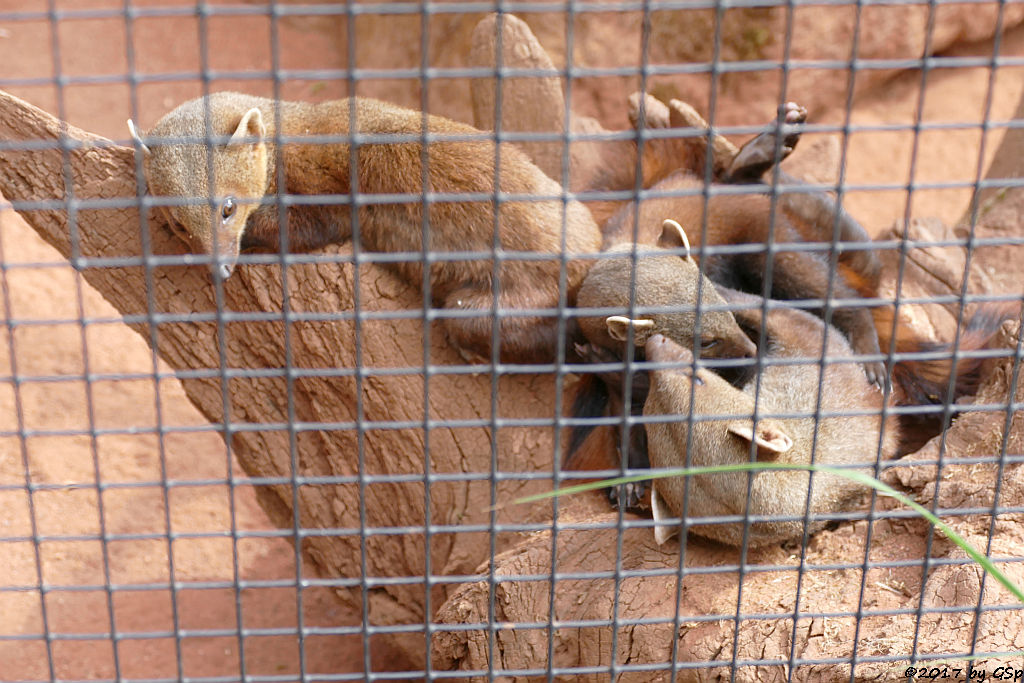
(863, 360, 889, 391)
(607, 479, 648, 510)
(724, 102, 808, 183)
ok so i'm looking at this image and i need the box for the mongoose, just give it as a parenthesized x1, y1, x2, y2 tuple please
(640, 289, 1017, 546)
(602, 96, 886, 386)
(575, 219, 757, 362)
(566, 268, 1012, 511)
(642, 307, 899, 547)
(129, 92, 602, 363)
(565, 219, 756, 505)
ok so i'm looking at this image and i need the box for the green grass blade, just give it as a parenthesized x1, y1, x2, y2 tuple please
(514, 461, 1024, 605)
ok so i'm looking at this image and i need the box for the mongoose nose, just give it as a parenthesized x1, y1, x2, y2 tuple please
(645, 334, 667, 357)
(741, 337, 758, 358)
(646, 334, 695, 365)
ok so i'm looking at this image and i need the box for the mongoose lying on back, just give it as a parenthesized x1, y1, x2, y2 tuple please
(561, 102, 826, 497)
(566, 278, 1014, 510)
(642, 301, 899, 547)
(129, 92, 601, 363)
(602, 96, 886, 386)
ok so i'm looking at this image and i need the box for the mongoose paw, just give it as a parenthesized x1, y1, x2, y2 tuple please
(781, 101, 808, 126)
(606, 480, 648, 511)
(575, 341, 619, 365)
(724, 102, 808, 183)
(849, 322, 887, 389)
(863, 359, 889, 391)
(778, 101, 807, 153)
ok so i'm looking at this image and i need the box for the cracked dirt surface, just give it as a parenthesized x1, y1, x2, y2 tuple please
(1, 1, 1023, 679)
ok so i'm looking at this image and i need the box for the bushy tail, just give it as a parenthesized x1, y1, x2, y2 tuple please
(874, 301, 1020, 406)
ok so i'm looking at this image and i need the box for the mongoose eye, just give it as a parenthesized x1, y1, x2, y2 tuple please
(700, 339, 719, 352)
(221, 197, 236, 221)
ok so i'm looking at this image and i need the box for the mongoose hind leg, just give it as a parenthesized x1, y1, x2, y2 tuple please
(723, 102, 807, 183)
(624, 92, 707, 189)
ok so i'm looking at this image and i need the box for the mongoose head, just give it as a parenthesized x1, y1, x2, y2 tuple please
(577, 219, 757, 362)
(644, 332, 793, 460)
(642, 332, 794, 545)
(129, 93, 270, 280)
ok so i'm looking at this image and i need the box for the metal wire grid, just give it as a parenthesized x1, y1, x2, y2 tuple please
(0, 1, 1022, 681)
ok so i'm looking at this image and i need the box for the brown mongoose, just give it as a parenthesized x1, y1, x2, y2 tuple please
(128, 92, 602, 363)
(561, 102, 813, 493)
(642, 309, 899, 547)
(602, 96, 886, 386)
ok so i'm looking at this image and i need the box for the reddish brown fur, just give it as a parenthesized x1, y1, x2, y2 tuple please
(601, 172, 885, 385)
(872, 302, 1021, 407)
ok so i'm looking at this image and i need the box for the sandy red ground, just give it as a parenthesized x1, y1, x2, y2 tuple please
(0, 0, 1022, 679)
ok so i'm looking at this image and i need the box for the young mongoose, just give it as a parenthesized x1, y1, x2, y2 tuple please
(642, 307, 899, 547)
(575, 219, 757, 362)
(129, 92, 602, 363)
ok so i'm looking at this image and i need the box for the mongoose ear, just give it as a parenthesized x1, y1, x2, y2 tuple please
(606, 316, 655, 343)
(728, 420, 794, 461)
(126, 119, 151, 156)
(658, 219, 694, 264)
(229, 107, 266, 144)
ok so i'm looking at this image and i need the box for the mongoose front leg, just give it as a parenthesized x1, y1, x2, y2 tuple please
(777, 186, 883, 293)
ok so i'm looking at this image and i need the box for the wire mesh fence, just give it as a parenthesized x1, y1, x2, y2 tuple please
(1, 1, 1023, 681)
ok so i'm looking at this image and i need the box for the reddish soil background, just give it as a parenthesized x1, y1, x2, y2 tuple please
(1, 0, 1023, 680)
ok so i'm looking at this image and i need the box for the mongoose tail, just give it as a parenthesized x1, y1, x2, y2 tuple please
(873, 301, 1021, 406)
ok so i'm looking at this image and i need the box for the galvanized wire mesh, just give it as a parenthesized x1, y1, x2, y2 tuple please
(1, 1, 1023, 681)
